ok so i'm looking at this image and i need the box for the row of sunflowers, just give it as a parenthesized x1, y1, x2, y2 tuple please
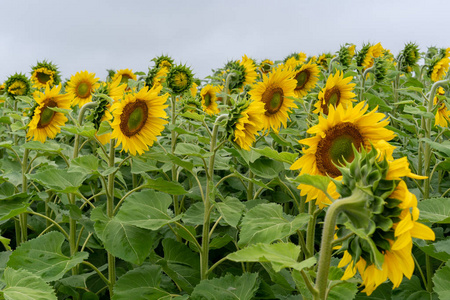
(0, 42, 448, 299)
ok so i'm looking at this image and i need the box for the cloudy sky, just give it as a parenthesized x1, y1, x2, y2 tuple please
(1, 0, 449, 82)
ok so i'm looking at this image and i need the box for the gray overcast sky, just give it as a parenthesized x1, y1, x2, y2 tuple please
(1, 0, 449, 82)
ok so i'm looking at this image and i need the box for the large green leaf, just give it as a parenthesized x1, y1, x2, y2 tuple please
(20, 141, 62, 152)
(249, 157, 285, 179)
(415, 238, 450, 262)
(144, 177, 187, 195)
(190, 273, 260, 300)
(238, 203, 310, 246)
(215, 197, 246, 228)
(227, 243, 316, 272)
(290, 174, 332, 195)
(2, 268, 57, 300)
(7, 232, 88, 282)
(392, 275, 436, 300)
(326, 267, 358, 300)
(156, 239, 200, 293)
(0, 182, 31, 221)
(420, 138, 450, 157)
(27, 169, 87, 193)
(174, 143, 212, 158)
(92, 206, 157, 265)
(115, 190, 181, 230)
(252, 147, 298, 164)
(69, 155, 99, 175)
(433, 260, 450, 300)
(418, 198, 450, 224)
(112, 264, 172, 300)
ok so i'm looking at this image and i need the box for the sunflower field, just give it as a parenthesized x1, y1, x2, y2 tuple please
(0, 43, 449, 300)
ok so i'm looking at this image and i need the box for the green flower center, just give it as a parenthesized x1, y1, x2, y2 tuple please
(120, 100, 148, 137)
(77, 82, 90, 98)
(262, 87, 284, 115)
(316, 122, 364, 177)
(174, 72, 188, 88)
(36, 71, 52, 84)
(295, 70, 310, 90)
(38, 100, 57, 128)
(321, 87, 341, 115)
(204, 93, 211, 107)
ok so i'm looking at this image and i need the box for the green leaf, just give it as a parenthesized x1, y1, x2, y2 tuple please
(20, 141, 62, 152)
(252, 147, 298, 164)
(354, 282, 392, 299)
(415, 238, 450, 262)
(433, 260, 450, 300)
(392, 275, 435, 300)
(418, 198, 450, 223)
(27, 169, 87, 193)
(15, 96, 34, 104)
(97, 120, 112, 136)
(2, 268, 57, 300)
(249, 157, 285, 179)
(179, 111, 205, 122)
(62, 124, 96, 138)
(215, 197, 246, 228)
(0, 183, 31, 221)
(112, 264, 172, 300)
(182, 202, 219, 226)
(326, 267, 358, 300)
(404, 106, 434, 119)
(115, 190, 181, 230)
(69, 155, 100, 174)
(130, 157, 160, 174)
(291, 174, 332, 195)
(238, 203, 309, 246)
(227, 243, 316, 272)
(92, 206, 157, 265)
(191, 273, 260, 300)
(144, 177, 187, 195)
(420, 138, 450, 157)
(364, 92, 391, 111)
(7, 232, 88, 282)
(174, 143, 212, 158)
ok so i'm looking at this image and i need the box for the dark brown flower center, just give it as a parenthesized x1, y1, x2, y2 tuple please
(315, 122, 364, 177)
(38, 100, 57, 128)
(120, 100, 148, 137)
(295, 70, 310, 90)
(322, 87, 341, 115)
(262, 87, 284, 115)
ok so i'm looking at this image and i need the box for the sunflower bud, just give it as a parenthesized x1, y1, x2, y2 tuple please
(338, 44, 355, 68)
(4, 73, 31, 99)
(152, 55, 174, 70)
(374, 58, 389, 82)
(30, 60, 61, 89)
(399, 42, 420, 73)
(166, 64, 194, 95)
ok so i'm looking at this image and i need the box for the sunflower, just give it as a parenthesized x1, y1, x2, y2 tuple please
(30, 60, 61, 89)
(240, 55, 258, 88)
(317, 53, 334, 69)
(433, 87, 450, 127)
(153, 55, 174, 70)
(314, 70, 356, 115)
(200, 84, 220, 115)
(399, 43, 420, 73)
(338, 44, 356, 68)
(4, 73, 31, 98)
(259, 59, 274, 74)
(430, 57, 450, 82)
(248, 66, 297, 133)
(357, 43, 383, 70)
(233, 100, 265, 150)
(190, 82, 198, 97)
(110, 85, 169, 155)
(336, 156, 434, 296)
(26, 84, 71, 143)
(66, 71, 100, 107)
(284, 52, 307, 69)
(111, 69, 137, 86)
(292, 61, 320, 98)
(290, 102, 396, 208)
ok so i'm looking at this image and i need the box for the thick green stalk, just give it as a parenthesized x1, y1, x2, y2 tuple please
(70, 102, 97, 274)
(18, 148, 30, 244)
(315, 189, 365, 300)
(201, 114, 227, 280)
(170, 95, 180, 216)
(246, 170, 254, 201)
(360, 66, 374, 101)
(107, 139, 116, 296)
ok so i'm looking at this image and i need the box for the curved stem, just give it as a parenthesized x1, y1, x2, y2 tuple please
(25, 211, 69, 239)
(82, 261, 111, 288)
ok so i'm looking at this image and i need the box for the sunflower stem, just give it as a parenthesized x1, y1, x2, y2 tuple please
(107, 139, 116, 297)
(224, 72, 236, 106)
(201, 114, 228, 280)
(360, 66, 374, 102)
(170, 95, 181, 217)
(315, 189, 365, 300)
(18, 148, 30, 245)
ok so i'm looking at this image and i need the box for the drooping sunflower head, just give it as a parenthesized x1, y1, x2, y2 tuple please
(222, 60, 246, 90)
(30, 60, 61, 89)
(292, 61, 320, 98)
(66, 71, 101, 107)
(166, 64, 194, 95)
(26, 84, 72, 143)
(374, 57, 390, 82)
(428, 57, 450, 82)
(111, 69, 137, 87)
(4, 73, 31, 98)
(200, 84, 220, 116)
(334, 147, 434, 296)
(152, 55, 174, 70)
(110, 85, 169, 155)
(180, 96, 202, 115)
(283, 52, 307, 66)
(259, 59, 274, 74)
(145, 66, 168, 89)
(399, 42, 420, 73)
(356, 43, 372, 68)
(382, 49, 394, 62)
(290, 102, 396, 208)
(248, 66, 297, 133)
(338, 43, 356, 68)
(314, 70, 356, 115)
